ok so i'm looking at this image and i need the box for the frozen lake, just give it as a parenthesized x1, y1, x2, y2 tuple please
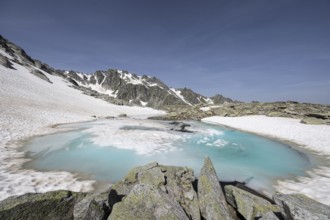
(23, 118, 315, 194)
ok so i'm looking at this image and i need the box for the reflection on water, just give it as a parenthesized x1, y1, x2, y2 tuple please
(23, 118, 313, 193)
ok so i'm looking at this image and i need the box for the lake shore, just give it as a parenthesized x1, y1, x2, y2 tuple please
(202, 115, 330, 205)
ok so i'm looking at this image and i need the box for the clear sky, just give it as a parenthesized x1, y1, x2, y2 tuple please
(1, 0, 330, 104)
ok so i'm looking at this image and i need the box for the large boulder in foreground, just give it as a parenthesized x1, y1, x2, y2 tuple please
(109, 183, 189, 220)
(273, 193, 330, 220)
(198, 156, 233, 220)
(225, 185, 280, 220)
(109, 162, 200, 220)
(0, 190, 86, 220)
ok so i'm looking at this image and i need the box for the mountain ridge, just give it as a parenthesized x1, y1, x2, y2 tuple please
(0, 34, 234, 109)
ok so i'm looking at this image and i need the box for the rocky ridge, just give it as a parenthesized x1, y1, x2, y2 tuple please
(1, 158, 329, 220)
(0, 35, 233, 109)
(154, 101, 330, 125)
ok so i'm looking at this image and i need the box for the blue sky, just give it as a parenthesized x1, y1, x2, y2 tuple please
(1, 0, 330, 104)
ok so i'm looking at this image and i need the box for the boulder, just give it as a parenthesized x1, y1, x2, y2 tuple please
(108, 183, 189, 220)
(267, 112, 283, 117)
(73, 192, 110, 220)
(273, 193, 330, 220)
(170, 122, 192, 132)
(300, 117, 326, 125)
(304, 113, 329, 120)
(108, 162, 200, 220)
(0, 190, 86, 220)
(224, 185, 280, 220)
(198, 156, 233, 220)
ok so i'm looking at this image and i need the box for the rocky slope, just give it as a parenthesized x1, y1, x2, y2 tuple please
(155, 101, 330, 125)
(1, 158, 329, 220)
(0, 35, 233, 109)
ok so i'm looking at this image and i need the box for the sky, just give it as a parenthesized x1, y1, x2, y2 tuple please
(1, 0, 330, 104)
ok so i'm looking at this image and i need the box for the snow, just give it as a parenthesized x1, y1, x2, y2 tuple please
(200, 105, 221, 111)
(86, 118, 182, 155)
(140, 101, 148, 106)
(203, 97, 214, 105)
(123, 72, 143, 85)
(170, 88, 192, 106)
(0, 63, 164, 201)
(202, 115, 330, 205)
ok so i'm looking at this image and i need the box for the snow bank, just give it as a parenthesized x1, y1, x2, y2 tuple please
(202, 115, 330, 205)
(0, 63, 164, 201)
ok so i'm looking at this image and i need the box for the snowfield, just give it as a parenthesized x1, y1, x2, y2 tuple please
(202, 116, 330, 205)
(0, 63, 164, 201)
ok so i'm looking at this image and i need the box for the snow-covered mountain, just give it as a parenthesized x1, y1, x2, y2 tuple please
(0, 35, 233, 109)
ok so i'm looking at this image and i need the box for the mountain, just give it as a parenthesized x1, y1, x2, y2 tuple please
(0, 35, 233, 109)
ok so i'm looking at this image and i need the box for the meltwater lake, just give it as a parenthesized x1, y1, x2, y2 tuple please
(23, 118, 315, 193)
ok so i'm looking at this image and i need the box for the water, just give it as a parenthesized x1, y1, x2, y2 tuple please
(23, 118, 313, 193)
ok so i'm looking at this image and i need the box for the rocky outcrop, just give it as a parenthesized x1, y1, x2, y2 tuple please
(0, 190, 86, 220)
(170, 122, 192, 132)
(109, 183, 189, 220)
(211, 94, 234, 104)
(1, 160, 330, 220)
(273, 193, 330, 220)
(73, 192, 110, 220)
(156, 101, 330, 124)
(198, 157, 233, 220)
(0, 35, 63, 79)
(225, 185, 280, 220)
(109, 162, 200, 220)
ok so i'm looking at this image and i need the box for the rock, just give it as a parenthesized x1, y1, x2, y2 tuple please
(30, 69, 52, 83)
(0, 54, 15, 69)
(300, 117, 326, 125)
(108, 183, 189, 220)
(170, 122, 192, 132)
(160, 166, 200, 220)
(169, 112, 178, 118)
(267, 112, 284, 117)
(109, 162, 200, 220)
(273, 193, 330, 220)
(304, 113, 329, 120)
(198, 156, 233, 220)
(0, 190, 86, 220)
(224, 185, 280, 220)
(118, 113, 127, 117)
(73, 192, 110, 220)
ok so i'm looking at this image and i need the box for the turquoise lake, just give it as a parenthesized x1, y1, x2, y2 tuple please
(23, 118, 314, 193)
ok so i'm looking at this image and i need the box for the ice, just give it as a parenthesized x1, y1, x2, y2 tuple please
(202, 115, 330, 205)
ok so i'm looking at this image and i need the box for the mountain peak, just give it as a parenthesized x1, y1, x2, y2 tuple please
(0, 35, 234, 109)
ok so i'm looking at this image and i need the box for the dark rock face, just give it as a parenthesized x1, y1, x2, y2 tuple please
(0, 54, 15, 69)
(0, 190, 86, 220)
(64, 69, 204, 109)
(211, 94, 234, 104)
(177, 88, 207, 105)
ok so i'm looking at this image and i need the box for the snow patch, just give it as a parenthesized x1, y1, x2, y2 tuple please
(170, 88, 192, 106)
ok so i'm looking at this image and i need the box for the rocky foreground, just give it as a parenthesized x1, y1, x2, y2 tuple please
(152, 101, 330, 125)
(1, 158, 329, 220)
